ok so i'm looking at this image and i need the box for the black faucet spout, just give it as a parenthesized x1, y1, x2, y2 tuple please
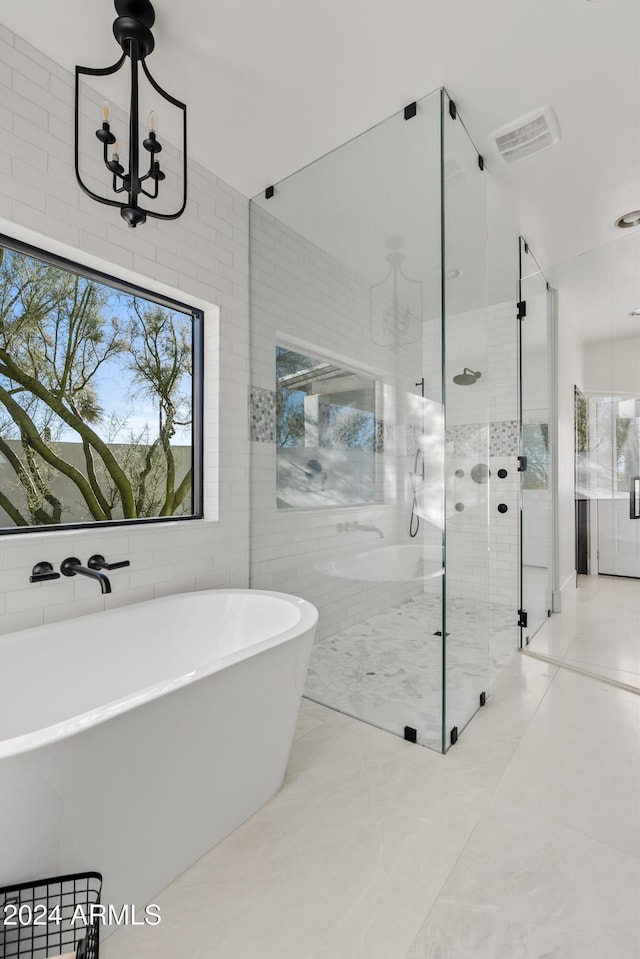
(60, 557, 112, 593)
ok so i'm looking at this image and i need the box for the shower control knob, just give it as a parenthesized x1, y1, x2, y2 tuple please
(497, 468, 508, 478)
(497, 503, 508, 513)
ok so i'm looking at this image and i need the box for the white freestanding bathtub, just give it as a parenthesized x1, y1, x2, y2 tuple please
(0, 588, 317, 918)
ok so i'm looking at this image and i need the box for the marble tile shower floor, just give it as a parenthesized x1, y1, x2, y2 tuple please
(304, 593, 516, 749)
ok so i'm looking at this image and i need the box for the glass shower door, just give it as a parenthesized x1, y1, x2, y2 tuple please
(519, 238, 553, 644)
(442, 90, 490, 749)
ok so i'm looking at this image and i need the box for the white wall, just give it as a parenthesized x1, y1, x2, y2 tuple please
(0, 25, 250, 635)
(555, 295, 584, 595)
(583, 335, 640, 395)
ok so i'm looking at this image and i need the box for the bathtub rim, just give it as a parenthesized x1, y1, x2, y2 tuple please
(0, 588, 318, 762)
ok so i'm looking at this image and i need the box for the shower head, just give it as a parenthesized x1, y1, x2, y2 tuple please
(452, 368, 482, 386)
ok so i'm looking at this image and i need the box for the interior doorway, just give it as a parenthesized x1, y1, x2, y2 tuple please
(575, 390, 640, 580)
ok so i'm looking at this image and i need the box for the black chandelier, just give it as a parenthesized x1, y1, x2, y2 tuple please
(74, 0, 187, 228)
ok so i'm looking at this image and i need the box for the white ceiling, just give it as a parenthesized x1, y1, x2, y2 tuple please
(2, 0, 640, 334)
(547, 231, 640, 344)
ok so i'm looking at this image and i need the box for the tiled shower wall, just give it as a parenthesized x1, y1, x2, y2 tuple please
(487, 301, 519, 610)
(0, 25, 250, 635)
(249, 201, 520, 642)
(249, 204, 436, 640)
(423, 302, 519, 612)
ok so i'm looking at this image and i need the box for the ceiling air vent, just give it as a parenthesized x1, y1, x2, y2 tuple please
(489, 105, 560, 164)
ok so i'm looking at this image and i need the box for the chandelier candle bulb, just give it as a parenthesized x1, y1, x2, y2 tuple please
(107, 140, 124, 176)
(143, 112, 162, 155)
(102, 100, 111, 123)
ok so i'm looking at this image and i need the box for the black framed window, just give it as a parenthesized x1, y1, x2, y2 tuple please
(0, 234, 203, 533)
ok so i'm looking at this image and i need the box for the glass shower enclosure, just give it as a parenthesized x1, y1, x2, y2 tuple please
(249, 88, 489, 752)
(518, 239, 553, 644)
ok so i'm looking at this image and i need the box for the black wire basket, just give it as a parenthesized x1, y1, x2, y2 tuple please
(0, 873, 102, 959)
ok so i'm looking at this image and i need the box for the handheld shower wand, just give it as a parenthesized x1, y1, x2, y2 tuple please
(409, 445, 425, 537)
(409, 377, 426, 538)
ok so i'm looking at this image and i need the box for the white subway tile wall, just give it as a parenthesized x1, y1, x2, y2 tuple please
(249, 204, 437, 641)
(0, 26, 250, 635)
(487, 302, 519, 616)
(249, 201, 519, 658)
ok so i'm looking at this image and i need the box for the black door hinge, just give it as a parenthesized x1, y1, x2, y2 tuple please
(450, 726, 458, 746)
(518, 609, 528, 628)
(404, 725, 417, 743)
(478, 154, 485, 171)
(479, 691, 486, 707)
(449, 99, 457, 120)
(517, 300, 527, 320)
(517, 455, 528, 472)
(265, 185, 274, 199)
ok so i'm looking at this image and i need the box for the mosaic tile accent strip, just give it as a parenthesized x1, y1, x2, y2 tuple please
(443, 421, 519, 457)
(490, 420, 519, 456)
(445, 423, 487, 457)
(374, 419, 385, 453)
(249, 386, 276, 442)
(372, 420, 394, 453)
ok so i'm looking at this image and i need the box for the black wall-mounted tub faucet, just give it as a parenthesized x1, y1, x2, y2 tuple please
(61, 557, 112, 594)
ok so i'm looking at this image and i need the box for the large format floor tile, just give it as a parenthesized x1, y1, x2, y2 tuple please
(530, 575, 640, 688)
(493, 668, 640, 858)
(103, 704, 490, 959)
(104, 579, 640, 959)
(405, 797, 640, 959)
(437, 652, 558, 796)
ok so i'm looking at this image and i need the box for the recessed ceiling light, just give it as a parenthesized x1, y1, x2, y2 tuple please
(615, 211, 640, 229)
(629, 309, 640, 317)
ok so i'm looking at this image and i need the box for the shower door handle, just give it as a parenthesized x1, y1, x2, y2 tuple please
(630, 476, 640, 520)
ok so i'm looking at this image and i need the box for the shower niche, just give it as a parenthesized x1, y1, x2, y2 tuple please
(249, 89, 491, 753)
